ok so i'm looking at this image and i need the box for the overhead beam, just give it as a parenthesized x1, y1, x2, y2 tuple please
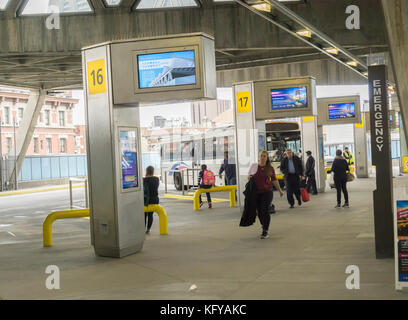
(382, 0, 408, 148)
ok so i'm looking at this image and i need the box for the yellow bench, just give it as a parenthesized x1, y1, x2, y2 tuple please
(193, 185, 237, 211)
(43, 205, 168, 247)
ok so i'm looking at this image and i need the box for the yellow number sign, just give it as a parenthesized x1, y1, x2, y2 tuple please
(355, 115, 364, 128)
(87, 59, 106, 95)
(236, 91, 251, 113)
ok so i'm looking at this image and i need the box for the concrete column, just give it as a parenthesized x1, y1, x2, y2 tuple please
(382, 0, 408, 151)
(233, 82, 258, 209)
(8, 89, 46, 189)
(301, 117, 325, 192)
(354, 113, 369, 178)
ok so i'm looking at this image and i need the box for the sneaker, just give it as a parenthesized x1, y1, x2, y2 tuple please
(146, 229, 150, 234)
(208, 202, 212, 209)
(335, 204, 341, 209)
(260, 231, 269, 239)
(298, 199, 302, 206)
(342, 203, 349, 208)
(290, 205, 294, 209)
(200, 202, 203, 208)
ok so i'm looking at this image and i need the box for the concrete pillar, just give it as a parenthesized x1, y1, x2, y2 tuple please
(354, 112, 369, 178)
(8, 89, 46, 190)
(382, 0, 408, 152)
(301, 117, 325, 192)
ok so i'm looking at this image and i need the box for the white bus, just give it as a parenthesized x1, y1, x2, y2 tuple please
(160, 125, 235, 190)
(160, 121, 302, 190)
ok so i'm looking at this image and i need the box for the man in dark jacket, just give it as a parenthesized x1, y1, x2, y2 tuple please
(219, 151, 236, 185)
(280, 149, 304, 208)
(330, 149, 350, 208)
(219, 151, 237, 200)
(305, 151, 318, 195)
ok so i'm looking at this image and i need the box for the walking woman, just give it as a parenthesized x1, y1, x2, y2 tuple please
(248, 150, 284, 239)
(330, 149, 350, 208)
(143, 166, 160, 234)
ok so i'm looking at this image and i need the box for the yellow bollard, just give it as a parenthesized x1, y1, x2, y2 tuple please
(144, 204, 168, 235)
(43, 209, 90, 247)
(194, 185, 237, 211)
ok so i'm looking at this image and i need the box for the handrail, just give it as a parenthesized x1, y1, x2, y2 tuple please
(43, 209, 90, 247)
(43, 205, 168, 247)
(193, 185, 237, 211)
(144, 204, 168, 235)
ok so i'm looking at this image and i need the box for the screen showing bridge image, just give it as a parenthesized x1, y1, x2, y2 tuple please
(137, 50, 196, 89)
(271, 86, 308, 110)
(328, 102, 356, 120)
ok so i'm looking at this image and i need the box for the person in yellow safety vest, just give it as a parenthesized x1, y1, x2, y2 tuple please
(343, 147, 354, 166)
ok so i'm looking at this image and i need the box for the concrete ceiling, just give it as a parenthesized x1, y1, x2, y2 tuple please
(0, 0, 389, 89)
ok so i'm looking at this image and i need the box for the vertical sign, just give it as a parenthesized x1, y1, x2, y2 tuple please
(368, 65, 394, 259)
(236, 91, 251, 113)
(87, 59, 107, 95)
(396, 200, 408, 288)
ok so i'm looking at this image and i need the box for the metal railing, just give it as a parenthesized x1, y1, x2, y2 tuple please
(69, 177, 88, 209)
(43, 205, 168, 247)
(164, 168, 202, 195)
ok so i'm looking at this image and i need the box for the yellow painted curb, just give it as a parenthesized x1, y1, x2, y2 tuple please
(0, 184, 85, 196)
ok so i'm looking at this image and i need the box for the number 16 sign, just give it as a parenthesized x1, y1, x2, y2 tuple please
(87, 59, 107, 95)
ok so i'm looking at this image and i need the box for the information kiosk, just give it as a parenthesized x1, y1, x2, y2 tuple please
(317, 95, 368, 178)
(233, 77, 324, 207)
(82, 33, 216, 257)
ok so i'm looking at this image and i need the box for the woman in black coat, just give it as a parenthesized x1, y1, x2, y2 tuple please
(330, 149, 350, 208)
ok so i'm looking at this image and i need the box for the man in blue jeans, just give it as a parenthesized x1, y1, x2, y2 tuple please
(219, 151, 237, 199)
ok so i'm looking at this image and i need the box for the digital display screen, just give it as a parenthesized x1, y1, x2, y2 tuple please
(328, 102, 356, 120)
(137, 50, 196, 89)
(271, 87, 308, 110)
(120, 130, 138, 189)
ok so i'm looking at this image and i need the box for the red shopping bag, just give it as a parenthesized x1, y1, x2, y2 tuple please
(301, 188, 310, 202)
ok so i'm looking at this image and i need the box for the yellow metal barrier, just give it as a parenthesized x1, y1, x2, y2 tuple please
(43, 209, 90, 247)
(193, 185, 237, 211)
(43, 205, 168, 247)
(144, 204, 168, 235)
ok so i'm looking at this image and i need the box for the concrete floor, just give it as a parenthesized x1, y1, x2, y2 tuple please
(1, 176, 408, 300)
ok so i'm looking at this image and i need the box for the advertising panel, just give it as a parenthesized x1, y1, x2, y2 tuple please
(328, 102, 356, 120)
(137, 50, 196, 89)
(397, 201, 408, 282)
(270, 86, 307, 110)
(120, 129, 139, 190)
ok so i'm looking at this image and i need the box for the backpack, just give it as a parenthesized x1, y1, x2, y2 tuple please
(203, 170, 215, 186)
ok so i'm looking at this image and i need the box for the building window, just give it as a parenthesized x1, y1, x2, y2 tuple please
(4, 107, 9, 124)
(60, 138, 66, 153)
(18, 108, 24, 121)
(46, 138, 52, 154)
(33, 137, 39, 153)
(45, 110, 50, 125)
(59, 111, 65, 126)
(6, 137, 11, 153)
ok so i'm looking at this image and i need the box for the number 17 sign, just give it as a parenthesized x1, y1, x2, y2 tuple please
(87, 59, 107, 95)
(236, 91, 251, 113)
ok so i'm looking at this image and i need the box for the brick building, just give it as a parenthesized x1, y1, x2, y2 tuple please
(0, 89, 83, 156)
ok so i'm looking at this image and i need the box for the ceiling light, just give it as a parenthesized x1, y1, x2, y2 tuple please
(346, 61, 358, 67)
(296, 29, 312, 38)
(324, 47, 338, 55)
(251, 3, 271, 12)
